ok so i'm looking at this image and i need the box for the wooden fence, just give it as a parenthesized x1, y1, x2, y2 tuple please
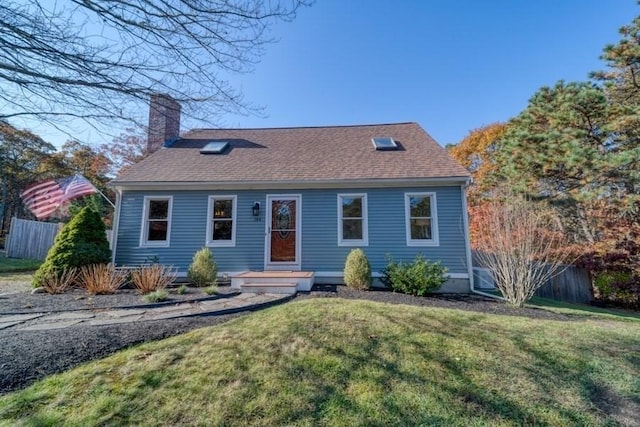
(474, 265, 593, 304)
(6, 217, 114, 261)
(534, 266, 593, 304)
(5, 217, 62, 260)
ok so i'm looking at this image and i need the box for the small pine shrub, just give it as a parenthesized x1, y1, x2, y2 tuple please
(343, 248, 372, 290)
(33, 207, 110, 287)
(204, 285, 217, 295)
(40, 267, 77, 294)
(381, 254, 448, 296)
(175, 284, 188, 295)
(187, 247, 217, 287)
(78, 263, 127, 295)
(144, 289, 169, 303)
(130, 264, 176, 294)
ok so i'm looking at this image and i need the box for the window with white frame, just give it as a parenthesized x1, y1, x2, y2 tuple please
(141, 196, 172, 247)
(338, 193, 368, 246)
(405, 192, 439, 246)
(207, 195, 237, 246)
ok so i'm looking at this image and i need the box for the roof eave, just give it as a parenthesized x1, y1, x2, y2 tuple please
(109, 176, 471, 191)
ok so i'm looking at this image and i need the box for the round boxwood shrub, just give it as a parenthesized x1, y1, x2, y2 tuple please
(187, 247, 218, 287)
(33, 207, 111, 288)
(343, 248, 372, 290)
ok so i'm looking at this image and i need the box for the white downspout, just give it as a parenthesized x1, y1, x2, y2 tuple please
(110, 187, 123, 265)
(460, 181, 504, 301)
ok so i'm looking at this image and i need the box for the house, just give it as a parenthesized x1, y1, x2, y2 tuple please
(109, 95, 473, 293)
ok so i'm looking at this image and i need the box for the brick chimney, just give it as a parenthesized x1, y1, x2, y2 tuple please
(148, 94, 181, 154)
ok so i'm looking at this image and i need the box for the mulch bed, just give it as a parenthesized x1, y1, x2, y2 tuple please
(0, 286, 236, 314)
(0, 284, 578, 395)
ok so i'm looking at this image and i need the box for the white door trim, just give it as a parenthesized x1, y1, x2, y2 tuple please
(264, 194, 302, 271)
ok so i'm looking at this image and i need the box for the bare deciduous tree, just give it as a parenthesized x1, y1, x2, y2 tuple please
(0, 0, 309, 134)
(473, 196, 570, 307)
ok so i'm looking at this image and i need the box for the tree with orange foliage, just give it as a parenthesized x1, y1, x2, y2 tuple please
(448, 123, 507, 203)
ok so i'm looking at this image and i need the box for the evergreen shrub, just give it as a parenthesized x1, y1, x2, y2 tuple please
(343, 248, 372, 290)
(187, 247, 217, 287)
(381, 254, 447, 296)
(33, 207, 111, 287)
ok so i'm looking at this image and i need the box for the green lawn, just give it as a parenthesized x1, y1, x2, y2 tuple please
(0, 253, 41, 273)
(1, 299, 639, 426)
(529, 296, 640, 322)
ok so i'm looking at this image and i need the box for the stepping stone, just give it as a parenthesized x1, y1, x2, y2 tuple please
(242, 294, 277, 304)
(235, 293, 257, 300)
(106, 309, 147, 318)
(0, 313, 44, 323)
(150, 303, 194, 314)
(18, 320, 84, 331)
(44, 312, 95, 322)
(90, 316, 143, 326)
(145, 309, 200, 320)
(198, 300, 228, 309)
(0, 321, 23, 330)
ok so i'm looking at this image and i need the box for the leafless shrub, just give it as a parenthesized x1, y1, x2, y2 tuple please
(131, 264, 177, 294)
(40, 267, 77, 294)
(474, 196, 571, 307)
(78, 263, 127, 295)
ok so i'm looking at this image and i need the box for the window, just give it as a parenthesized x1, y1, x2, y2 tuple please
(206, 195, 237, 246)
(141, 196, 172, 247)
(405, 192, 439, 246)
(338, 194, 368, 246)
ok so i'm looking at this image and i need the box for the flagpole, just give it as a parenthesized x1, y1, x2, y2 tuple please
(94, 186, 116, 209)
(76, 174, 115, 209)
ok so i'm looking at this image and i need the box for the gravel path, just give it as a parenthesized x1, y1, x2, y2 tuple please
(0, 285, 575, 395)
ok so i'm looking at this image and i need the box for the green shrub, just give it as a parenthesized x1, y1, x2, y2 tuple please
(33, 207, 111, 288)
(593, 270, 639, 308)
(204, 285, 217, 295)
(187, 247, 217, 287)
(594, 271, 631, 300)
(343, 248, 372, 290)
(144, 289, 169, 303)
(175, 284, 188, 295)
(381, 254, 448, 296)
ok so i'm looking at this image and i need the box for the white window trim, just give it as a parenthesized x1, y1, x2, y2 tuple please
(337, 193, 369, 246)
(140, 196, 173, 248)
(206, 195, 237, 247)
(405, 192, 439, 247)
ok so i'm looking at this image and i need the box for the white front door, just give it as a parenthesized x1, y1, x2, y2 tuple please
(265, 195, 301, 270)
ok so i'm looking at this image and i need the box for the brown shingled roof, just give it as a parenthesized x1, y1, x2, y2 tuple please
(112, 123, 470, 185)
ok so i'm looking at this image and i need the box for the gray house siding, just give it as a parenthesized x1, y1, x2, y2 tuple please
(114, 186, 469, 279)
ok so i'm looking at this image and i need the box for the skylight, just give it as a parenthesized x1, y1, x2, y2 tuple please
(200, 141, 230, 154)
(372, 137, 398, 151)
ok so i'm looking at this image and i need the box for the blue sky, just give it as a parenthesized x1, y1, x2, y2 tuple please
(18, 0, 640, 148)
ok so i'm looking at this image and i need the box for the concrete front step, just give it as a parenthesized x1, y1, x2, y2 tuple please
(231, 271, 314, 292)
(240, 283, 297, 295)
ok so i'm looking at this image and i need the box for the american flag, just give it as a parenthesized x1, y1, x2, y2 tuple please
(20, 174, 97, 220)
